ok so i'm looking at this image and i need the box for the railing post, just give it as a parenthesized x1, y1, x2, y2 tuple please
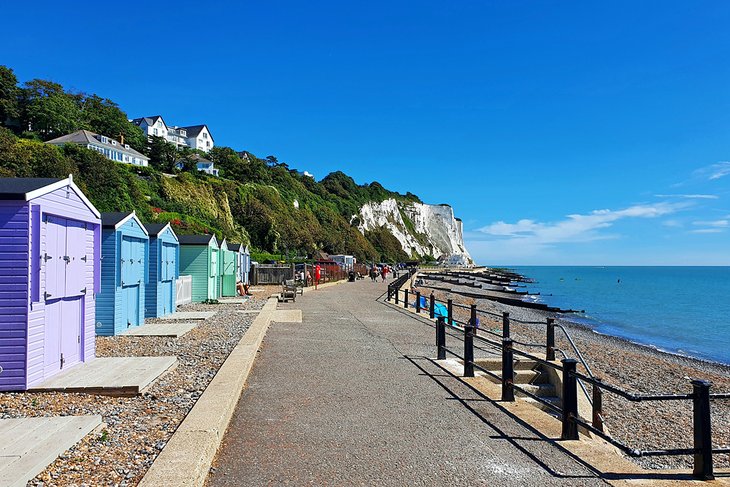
(501, 338, 514, 401)
(429, 293, 435, 319)
(447, 299, 453, 325)
(415, 291, 421, 313)
(561, 358, 579, 440)
(404, 289, 409, 309)
(463, 320, 474, 377)
(546, 318, 556, 361)
(395, 287, 399, 305)
(502, 312, 510, 338)
(470, 304, 477, 330)
(436, 317, 446, 360)
(692, 379, 714, 480)
(592, 378, 604, 433)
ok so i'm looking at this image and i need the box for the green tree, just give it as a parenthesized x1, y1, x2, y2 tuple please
(0, 66, 20, 129)
(207, 146, 244, 180)
(78, 94, 147, 152)
(148, 135, 179, 172)
(21, 79, 84, 139)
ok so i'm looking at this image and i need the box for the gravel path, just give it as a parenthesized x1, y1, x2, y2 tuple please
(0, 295, 266, 487)
(418, 275, 730, 471)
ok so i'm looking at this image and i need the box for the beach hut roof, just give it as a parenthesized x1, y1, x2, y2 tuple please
(0, 175, 101, 218)
(143, 222, 177, 239)
(101, 211, 149, 235)
(178, 234, 217, 245)
(228, 243, 242, 252)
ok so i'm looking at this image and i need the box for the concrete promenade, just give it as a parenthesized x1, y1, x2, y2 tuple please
(208, 279, 606, 486)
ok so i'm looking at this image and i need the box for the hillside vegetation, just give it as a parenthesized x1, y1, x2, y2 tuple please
(0, 66, 423, 262)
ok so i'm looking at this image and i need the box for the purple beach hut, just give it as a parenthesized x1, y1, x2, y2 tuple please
(0, 176, 101, 391)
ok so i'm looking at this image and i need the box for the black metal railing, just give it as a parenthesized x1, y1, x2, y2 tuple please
(385, 275, 730, 480)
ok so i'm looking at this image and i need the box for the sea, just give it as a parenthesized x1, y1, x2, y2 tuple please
(507, 266, 730, 366)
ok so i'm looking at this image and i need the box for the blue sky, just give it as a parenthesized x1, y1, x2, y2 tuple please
(2, 1, 730, 265)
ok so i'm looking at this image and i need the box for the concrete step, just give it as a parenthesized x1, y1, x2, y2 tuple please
(523, 395, 562, 418)
(513, 368, 550, 385)
(518, 383, 556, 398)
(474, 358, 538, 372)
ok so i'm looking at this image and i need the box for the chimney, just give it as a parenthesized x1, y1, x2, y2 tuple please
(118, 132, 125, 145)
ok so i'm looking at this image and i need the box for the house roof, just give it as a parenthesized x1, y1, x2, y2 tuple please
(0, 175, 101, 219)
(178, 234, 217, 245)
(101, 211, 149, 235)
(131, 115, 165, 128)
(0, 178, 62, 199)
(144, 222, 179, 241)
(175, 153, 213, 165)
(182, 125, 214, 142)
(46, 130, 149, 160)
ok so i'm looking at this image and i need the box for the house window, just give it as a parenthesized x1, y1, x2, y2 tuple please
(203, 133, 207, 139)
(206, 141, 211, 147)
(154, 128, 158, 135)
(100, 136, 108, 144)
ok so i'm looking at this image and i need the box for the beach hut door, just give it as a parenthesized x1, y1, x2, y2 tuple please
(121, 236, 143, 327)
(43, 216, 84, 374)
(161, 242, 176, 314)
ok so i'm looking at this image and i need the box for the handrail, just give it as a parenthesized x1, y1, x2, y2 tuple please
(386, 271, 730, 480)
(415, 271, 599, 405)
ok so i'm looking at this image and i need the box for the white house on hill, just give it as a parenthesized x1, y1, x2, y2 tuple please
(46, 130, 149, 166)
(131, 115, 215, 152)
(175, 154, 219, 176)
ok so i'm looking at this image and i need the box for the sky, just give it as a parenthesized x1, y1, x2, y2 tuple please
(2, 1, 730, 265)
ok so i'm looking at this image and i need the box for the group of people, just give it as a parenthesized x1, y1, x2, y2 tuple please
(369, 265, 394, 282)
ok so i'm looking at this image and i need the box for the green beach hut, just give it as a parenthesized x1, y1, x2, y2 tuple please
(218, 239, 238, 297)
(179, 234, 219, 302)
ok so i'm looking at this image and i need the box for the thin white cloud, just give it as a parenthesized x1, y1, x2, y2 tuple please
(662, 219, 683, 228)
(692, 219, 728, 228)
(654, 194, 718, 200)
(477, 202, 685, 246)
(693, 161, 730, 181)
(690, 228, 724, 234)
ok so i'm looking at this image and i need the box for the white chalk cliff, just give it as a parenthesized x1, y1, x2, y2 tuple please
(355, 199, 472, 262)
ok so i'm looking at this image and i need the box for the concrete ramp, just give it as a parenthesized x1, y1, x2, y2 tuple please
(122, 322, 198, 337)
(272, 309, 302, 323)
(158, 311, 216, 320)
(0, 415, 102, 487)
(217, 297, 249, 304)
(29, 357, 177, 396)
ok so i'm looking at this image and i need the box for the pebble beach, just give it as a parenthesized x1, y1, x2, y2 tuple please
(417, 274, 730, 471)
(0, 292, 268, 487)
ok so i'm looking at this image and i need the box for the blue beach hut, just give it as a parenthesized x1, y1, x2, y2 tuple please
(96, 211, 150, 336)
(144, 222, 179, 318)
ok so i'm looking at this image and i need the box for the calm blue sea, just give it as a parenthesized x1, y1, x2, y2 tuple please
(508, 266, 730, 365)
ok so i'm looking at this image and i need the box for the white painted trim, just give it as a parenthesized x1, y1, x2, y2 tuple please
(24, 175, 102, 219)
(113, 211, 150, 236)
(150, 222, 179, 243)
(219, 238, 227, 250)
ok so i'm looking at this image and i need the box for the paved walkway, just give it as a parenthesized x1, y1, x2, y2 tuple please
(208, 279, 606, 486)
